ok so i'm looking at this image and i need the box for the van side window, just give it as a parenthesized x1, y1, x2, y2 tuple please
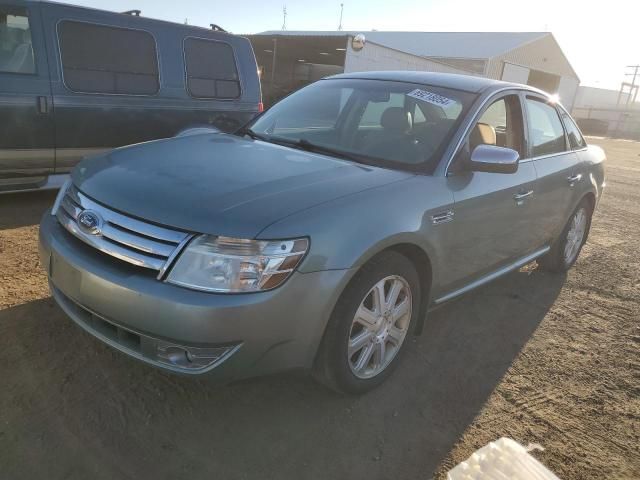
(184, 38, 240, 99)
(561, 113, 587, 150)
(0, 7, 35, 74)
(525, 98, 567, 156)
(58, 21, 159, 95)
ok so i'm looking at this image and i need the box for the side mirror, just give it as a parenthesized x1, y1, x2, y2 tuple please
(469, 144, 519, 174)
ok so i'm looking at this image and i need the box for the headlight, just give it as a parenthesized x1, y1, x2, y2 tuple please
(166, 235, 309, 293)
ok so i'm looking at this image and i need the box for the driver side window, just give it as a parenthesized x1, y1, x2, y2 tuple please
(469, 95, 524, 157)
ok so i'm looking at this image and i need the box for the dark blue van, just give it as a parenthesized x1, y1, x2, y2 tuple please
(0, 0, 261, 192)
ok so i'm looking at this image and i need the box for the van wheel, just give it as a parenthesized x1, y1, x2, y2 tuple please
(538, 198, 592, 273)
(313, 251, 420, 394)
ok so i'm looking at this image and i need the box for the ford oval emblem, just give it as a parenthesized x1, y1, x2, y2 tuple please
(77, 210, 103, 235)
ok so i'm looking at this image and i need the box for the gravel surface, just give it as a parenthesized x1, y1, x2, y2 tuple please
(0, 137, 638, 479)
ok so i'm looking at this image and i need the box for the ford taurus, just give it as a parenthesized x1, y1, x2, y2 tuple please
(39, 72, 605, 393)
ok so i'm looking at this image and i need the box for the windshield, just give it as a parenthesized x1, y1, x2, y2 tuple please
(247, 78, 475, 172)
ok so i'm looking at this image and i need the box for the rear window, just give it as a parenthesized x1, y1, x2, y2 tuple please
(58, 21, 159, 95)
(184, 37, 240, 99)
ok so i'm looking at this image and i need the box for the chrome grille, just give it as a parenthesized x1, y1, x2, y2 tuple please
(56, 185, 192, 275)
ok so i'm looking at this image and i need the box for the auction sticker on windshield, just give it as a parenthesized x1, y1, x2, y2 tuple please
(407, 89, 456, 108)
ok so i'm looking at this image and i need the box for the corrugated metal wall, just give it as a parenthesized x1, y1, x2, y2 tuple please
(345, 42, 470, 75)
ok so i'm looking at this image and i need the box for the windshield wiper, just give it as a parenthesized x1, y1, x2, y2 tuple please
(267, 136, 377, 166)
(238, 127, 268, 141)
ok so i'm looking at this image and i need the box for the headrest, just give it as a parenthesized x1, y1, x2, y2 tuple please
(470, 122, 496, 147)
(380, 107, 412, 133)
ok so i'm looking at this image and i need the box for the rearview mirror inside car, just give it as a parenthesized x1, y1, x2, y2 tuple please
(468, 144, 519, 174)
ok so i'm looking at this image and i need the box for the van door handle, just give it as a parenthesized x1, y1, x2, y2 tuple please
(513, 190, 534, 204)
(567, 174, 582, 186)
(37, 96, 48, 114)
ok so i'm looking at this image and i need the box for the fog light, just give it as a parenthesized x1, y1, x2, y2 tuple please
(162, 346, 191, 366)
(156, 341, 240, 371)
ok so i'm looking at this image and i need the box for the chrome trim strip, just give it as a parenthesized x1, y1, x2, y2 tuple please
(434, 246, 551, 304)
(431, 210, 455, 225)
(100, 223, 176, 257)
(56, 209, 167, 270)
(72, 187, 187, 244)
(157, 233, 195, 280)
(56, 185, 190, 271)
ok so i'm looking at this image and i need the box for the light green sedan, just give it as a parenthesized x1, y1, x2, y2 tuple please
(40, 72, 605, 393)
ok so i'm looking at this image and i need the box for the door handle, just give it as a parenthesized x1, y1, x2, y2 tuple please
(513, 190, 534, 204)
(37, 96, 48, 114)
(431, 210, 455, 225)
(567, 174, 582, 186)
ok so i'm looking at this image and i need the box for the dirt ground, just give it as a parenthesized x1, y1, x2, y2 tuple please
(0, 137, 638, 480)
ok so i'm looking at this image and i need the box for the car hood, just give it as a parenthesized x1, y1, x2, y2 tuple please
(72, 133, 412, 238)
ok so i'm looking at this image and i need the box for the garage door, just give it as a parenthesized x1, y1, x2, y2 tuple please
(502, 63, 530, 84)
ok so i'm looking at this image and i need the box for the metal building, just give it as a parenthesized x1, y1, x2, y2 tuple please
(247, 31, 580, 108)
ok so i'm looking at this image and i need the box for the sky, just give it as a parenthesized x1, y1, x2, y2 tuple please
(54, 0, 640, 90)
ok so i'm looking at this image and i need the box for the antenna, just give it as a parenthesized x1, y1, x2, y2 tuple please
(281, 5, 287, 31)
(338, 3, 344, 31)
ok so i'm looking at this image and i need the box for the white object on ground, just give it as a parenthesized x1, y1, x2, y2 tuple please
(447, 437, 560, 480)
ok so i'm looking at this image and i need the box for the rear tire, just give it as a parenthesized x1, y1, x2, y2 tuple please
(538, 198, 592, 273)
(313, 251, 421, 394)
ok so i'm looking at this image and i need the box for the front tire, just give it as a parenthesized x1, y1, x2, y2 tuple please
(538, 198, 592, 272)
(313, 251, 421, 394)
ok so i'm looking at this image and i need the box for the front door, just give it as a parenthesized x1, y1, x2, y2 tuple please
(0, 2, 54, 187)
(440, 92, 539, 293)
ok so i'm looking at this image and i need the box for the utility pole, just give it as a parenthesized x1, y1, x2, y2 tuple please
(625, 65, 640, 104)
(338, 3, 344, 31)
(281, 5, 287, 31)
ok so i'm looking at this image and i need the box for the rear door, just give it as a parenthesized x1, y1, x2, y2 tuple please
(441, 92, 539, 293)
(523, 94, 583, 244)
(0, 1, 54, 184)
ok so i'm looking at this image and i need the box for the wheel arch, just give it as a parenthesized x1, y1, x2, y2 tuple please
(336, 239, 435, 337)
(583, 191, 596, 213)
(385, 243, 433, 335)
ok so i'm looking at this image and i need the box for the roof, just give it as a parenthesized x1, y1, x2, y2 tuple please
(258, 31, 550, 59)
(326, 71, 519, 94)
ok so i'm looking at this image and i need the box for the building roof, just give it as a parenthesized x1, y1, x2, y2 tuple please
(258, 31, 549, 59)
(327, 71, 524, 94)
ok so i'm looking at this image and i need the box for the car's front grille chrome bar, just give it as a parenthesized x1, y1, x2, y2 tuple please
(56, 185, 193, 275)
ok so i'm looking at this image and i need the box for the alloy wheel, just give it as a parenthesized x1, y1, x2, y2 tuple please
(347, 275, 412, 379)
(564, 207, 587, 264)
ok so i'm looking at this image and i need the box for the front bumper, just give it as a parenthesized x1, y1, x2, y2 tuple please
(39, 212, 350, 380)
